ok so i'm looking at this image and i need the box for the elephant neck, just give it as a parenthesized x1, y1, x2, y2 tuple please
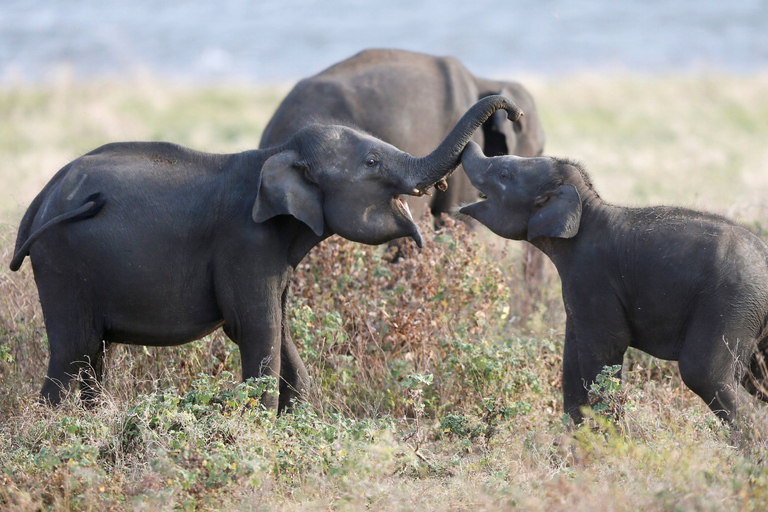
(287, 221, 330, 268)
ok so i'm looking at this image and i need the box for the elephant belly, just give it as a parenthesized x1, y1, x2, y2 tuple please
(104, 317, 224, 346)
(625, 301, 689, 361)
(629, 328, 684, 361)
(99, 282, 225, 346)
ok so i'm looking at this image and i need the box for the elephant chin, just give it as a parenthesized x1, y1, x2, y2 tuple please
(332, 198, 423, 248)
(458, 200, 490, 223)
(459, 200, 520, 240)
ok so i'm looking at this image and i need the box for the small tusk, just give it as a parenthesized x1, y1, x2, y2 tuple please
(412, 188, 422, 196)
(423, 188, 432, 197)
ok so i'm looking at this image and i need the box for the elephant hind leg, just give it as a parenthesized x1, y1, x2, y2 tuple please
(678, 333, 747, 423)
(40, 352, 74, 406)
(78, 341, 112, 408)
(39, 308, 105, 407)
(742, 345, 768, 403)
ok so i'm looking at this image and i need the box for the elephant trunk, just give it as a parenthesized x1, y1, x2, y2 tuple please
(407, 95, 523, 193)
(460, 140, 487, 170)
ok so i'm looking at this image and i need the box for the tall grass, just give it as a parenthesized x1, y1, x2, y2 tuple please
(1, 74, 768, 510)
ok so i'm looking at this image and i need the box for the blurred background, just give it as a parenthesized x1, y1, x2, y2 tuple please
(2, 0, 767, 84)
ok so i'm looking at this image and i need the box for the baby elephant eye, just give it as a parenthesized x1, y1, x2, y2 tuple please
(365, 157, 378, 167)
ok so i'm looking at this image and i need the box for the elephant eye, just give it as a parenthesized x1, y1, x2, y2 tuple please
(365, 157, 378, 168)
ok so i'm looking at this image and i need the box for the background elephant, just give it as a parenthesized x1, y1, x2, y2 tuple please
(260, 48, 546, 221)
(10, 96, 521, 411)
(459, 141, 768, 424)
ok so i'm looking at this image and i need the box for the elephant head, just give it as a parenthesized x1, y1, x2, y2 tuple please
(459, 141, 583, 241)
(477, 80, 546, 158)
(254, 96, 523, 247)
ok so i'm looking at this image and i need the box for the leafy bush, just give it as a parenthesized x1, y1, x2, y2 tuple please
(290, 214, 556, 419)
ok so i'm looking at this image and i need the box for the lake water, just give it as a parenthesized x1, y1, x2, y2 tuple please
(1, 0, 767, 84)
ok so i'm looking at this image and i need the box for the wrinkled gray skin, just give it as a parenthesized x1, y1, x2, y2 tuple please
(260, 48, 545, 221)
(460, 141, 768, 423)
(10, 96, 521, 411)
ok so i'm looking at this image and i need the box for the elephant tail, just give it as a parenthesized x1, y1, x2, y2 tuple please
(9, 193, 104, 271)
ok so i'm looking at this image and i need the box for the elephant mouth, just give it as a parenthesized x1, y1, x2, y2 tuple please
(392, 195, 424, 248)
(393, 195, 414, 222)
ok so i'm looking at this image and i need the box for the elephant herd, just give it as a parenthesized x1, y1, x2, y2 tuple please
(10, 49, 768, 425)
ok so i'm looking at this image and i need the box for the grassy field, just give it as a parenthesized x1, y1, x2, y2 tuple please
(1, 74, 768, 510)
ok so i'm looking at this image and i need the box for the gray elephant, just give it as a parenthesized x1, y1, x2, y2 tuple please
(259, 48, 546, 221)
(459, 141, 768, 423)
(10, 96, 522, 411)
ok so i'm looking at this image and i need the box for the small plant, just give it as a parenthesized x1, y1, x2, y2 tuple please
(587, 364, 635, 424)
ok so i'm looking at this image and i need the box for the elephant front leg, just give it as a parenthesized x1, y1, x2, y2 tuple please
(562, 317, 588, 424)
(223, 298, 283, 411)
(279, 284, 310, 413)
(562, 315, 630, 425)
(279, 336, 309, 412)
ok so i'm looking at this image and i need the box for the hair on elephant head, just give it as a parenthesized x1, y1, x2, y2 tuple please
(10, 95, 521, 412)
(460, 141, 768, 426)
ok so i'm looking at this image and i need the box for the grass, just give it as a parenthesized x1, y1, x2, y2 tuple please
(2, 73, 768, 510)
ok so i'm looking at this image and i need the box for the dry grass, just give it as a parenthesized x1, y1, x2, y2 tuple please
(2, 74, 768, 510)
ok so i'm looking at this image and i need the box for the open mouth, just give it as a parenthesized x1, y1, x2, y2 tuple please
(393, 195, 414, 221)
(391, 194, 423, 247)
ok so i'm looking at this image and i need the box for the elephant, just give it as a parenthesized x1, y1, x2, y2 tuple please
(259, 48, 546, 222)
(9, 95, 522, 411)
(459, 141, 768, 423)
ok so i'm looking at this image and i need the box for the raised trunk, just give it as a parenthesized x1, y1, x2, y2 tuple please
(407, 95, 523, 191)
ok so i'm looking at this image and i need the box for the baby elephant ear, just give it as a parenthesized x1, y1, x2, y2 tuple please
(527, 184, 582, 241)
(252, 151, 325, 236)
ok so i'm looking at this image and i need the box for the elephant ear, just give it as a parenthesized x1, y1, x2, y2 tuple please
(527, 184, 582, 241)
(252, 150, 325, 236)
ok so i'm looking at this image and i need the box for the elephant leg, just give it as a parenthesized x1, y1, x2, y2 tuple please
(221, 290, 283, 411)
(78, 341, 111, 408)
(565, 314, 630, 424)
(678, 329, 748, 423)
(278, 284, 309, 413)
(562, 316, 588, 424)
(38, 299, 104, 407)
(742, 343, 768, 403)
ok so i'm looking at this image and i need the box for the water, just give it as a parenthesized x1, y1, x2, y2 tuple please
(1, 0, 767, 83)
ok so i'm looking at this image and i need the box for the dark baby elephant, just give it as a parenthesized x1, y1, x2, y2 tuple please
(10, 96, 522, 411)
(259, 48, 546, 221)
(459, 141, 768, 423)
